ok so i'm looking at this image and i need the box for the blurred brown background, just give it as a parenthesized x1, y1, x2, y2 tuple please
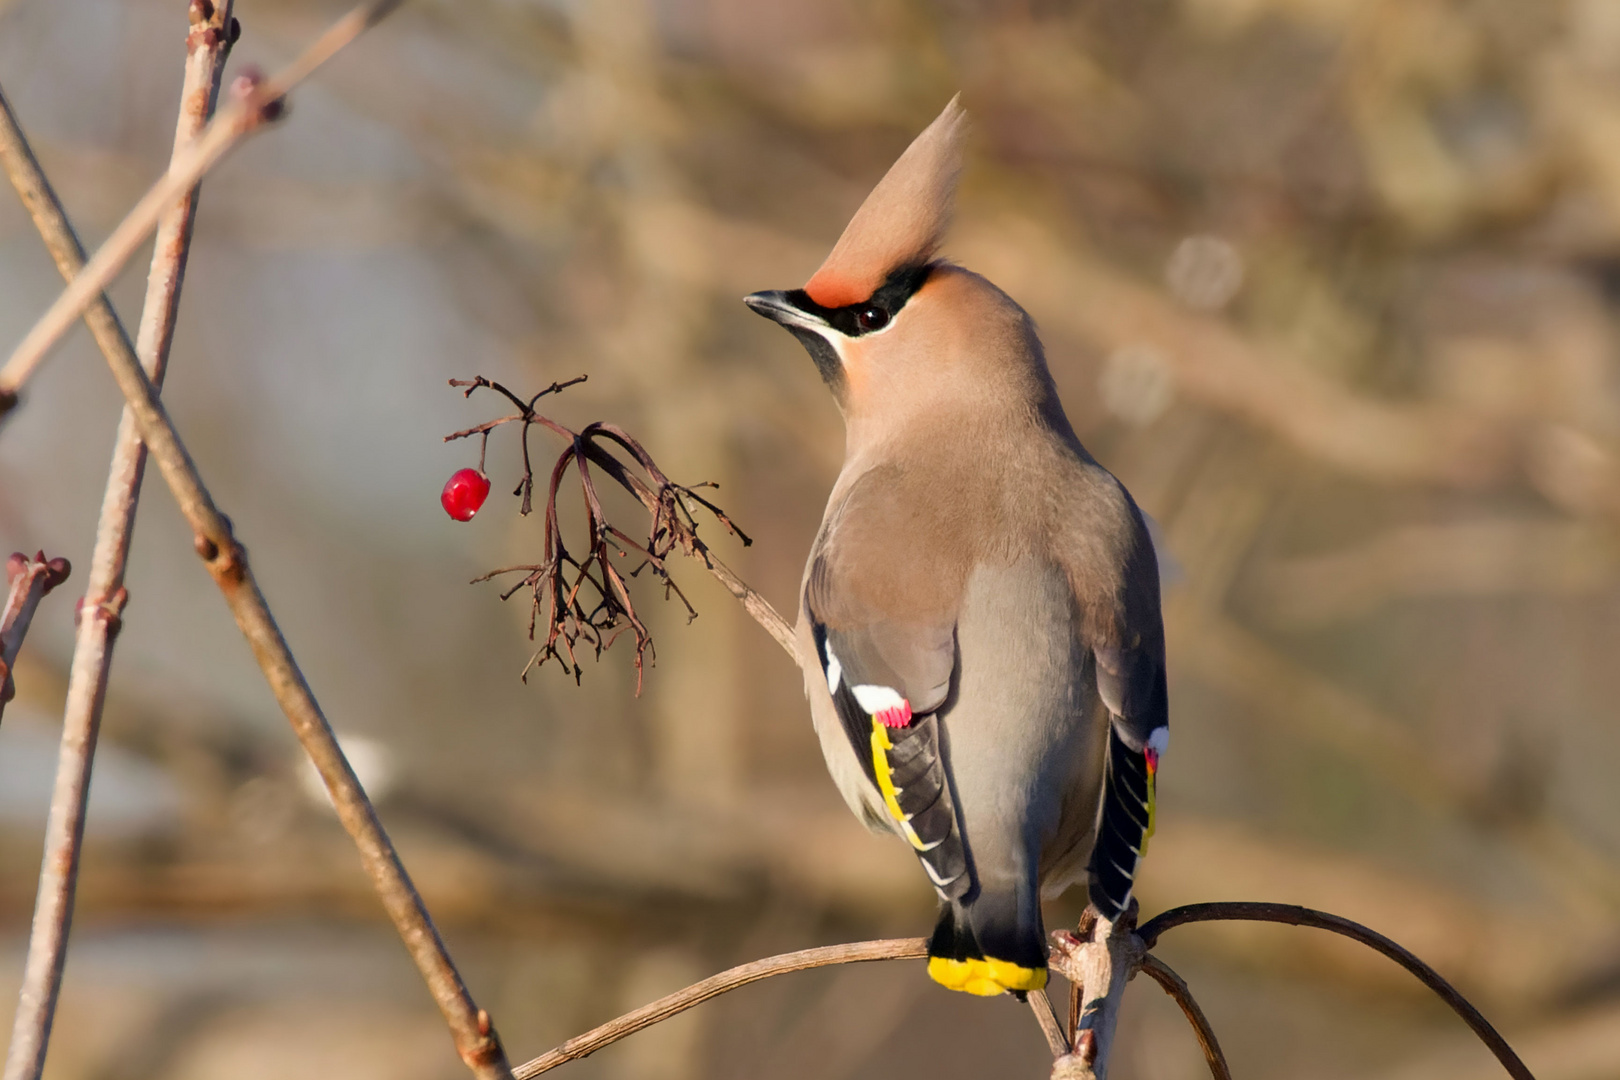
(0, 0, 1618, 1077)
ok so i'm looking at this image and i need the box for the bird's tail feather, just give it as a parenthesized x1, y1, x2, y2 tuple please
(1088, 725, 1156, 920)
(926, 890, 1048, 996)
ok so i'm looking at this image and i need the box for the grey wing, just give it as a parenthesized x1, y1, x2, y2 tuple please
(1082, 563, 1172, 919)
(1086, 507, 1170, 920)
(806, 567, 971, 900)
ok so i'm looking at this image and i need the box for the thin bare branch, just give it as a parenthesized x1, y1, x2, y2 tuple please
(1029, 988, 1071, 1058)
(1137, 954, 1231, 1080)
(506, 900, 1525, 1080)
(107, 233, 512, 1076)
(0, 575, 128, 1080)
(0, 5, 234, 1076)
(0, 89, 139, 422)
(1138, 902, 1534, 1080)
(82, 198, 514, 1076)
(0, 0, 403, 415)
(512, 939, 927, 1078)
(1067, 978, 1080, 1049)
(0, 553, 71, 724)
(0, 7, 509, 1079)
(683, 534, 795, 657)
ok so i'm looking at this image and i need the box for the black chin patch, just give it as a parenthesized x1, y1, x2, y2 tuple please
(786, 325, 843, 388)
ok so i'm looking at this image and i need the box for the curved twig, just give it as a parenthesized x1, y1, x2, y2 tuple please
(1139, 902, 1534, 1080)
(511, 939, 928, 1078)
(1137, 954, 1231, 1080)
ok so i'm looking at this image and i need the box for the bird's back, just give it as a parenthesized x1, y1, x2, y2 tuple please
(945, 552, 1110, 895)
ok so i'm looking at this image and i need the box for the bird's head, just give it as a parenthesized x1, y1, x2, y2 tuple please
(746, 98, 1057, 436)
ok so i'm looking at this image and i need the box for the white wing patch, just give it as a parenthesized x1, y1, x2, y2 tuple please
(851, 683, 906, 714)
(824, 647, 843, 694)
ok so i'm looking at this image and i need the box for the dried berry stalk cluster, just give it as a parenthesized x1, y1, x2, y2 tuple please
(446, 376, 751, 691)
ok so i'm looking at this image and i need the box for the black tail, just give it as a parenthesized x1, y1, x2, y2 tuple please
(1088, 726, 1155, 920)
(926, 889, 1047, 996)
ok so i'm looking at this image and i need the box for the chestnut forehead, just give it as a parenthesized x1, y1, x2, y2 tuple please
(785, 263, 935, 338)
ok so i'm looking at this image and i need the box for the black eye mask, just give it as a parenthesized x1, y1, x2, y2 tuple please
(784, 263, 934, 337)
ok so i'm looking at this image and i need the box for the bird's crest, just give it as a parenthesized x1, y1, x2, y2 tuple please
(804, 97, 967, 310)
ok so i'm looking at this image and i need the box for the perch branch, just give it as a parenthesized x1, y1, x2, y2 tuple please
(0, 553, 70, 724)
(1139, 902, 1534, 1080)
(1137, 954, 1231, 1080)
(0, 9, 511, 1080)
(0, 5, 233, 1077)
(0, 0, 403, 416)
(1048, 905, 1142, 1080)
(511, 938, 927, 1078)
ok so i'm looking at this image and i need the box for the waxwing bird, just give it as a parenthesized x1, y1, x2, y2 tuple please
(744, 98, 1169, 998)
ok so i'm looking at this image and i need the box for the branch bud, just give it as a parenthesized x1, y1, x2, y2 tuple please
(230, 68, 286, 123)
(41, 558, 70, 593)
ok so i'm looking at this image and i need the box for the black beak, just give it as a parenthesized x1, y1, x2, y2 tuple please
(744, 290, 844, 388)
(744, 290, 823, 329)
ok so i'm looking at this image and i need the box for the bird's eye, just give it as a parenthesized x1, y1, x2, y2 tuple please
(855, 305, 890, 332)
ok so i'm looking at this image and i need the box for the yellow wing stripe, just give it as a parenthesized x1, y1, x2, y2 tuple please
(870, 717, 932, 851)
(927, 956, 1048, 996)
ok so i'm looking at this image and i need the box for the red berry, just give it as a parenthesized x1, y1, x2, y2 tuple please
(441, 468, 491, 522)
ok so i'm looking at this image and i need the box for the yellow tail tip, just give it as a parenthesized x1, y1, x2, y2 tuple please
(927, 956, 1048, 996)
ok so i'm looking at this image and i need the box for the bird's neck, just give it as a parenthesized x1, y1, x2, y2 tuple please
(841, 394, 1052, 470)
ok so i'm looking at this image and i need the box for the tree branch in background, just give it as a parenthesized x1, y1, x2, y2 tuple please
(448, 375, 798, 684)
(511, 939, 928, 1078)
(0, 4, 233, 1076)
(960, 221, 1620, 522)
(0, 552, 70, 725)
(1138, 902, 1535, 1080)
(0, 0, 404, 420)
(0, 6, 515, 1080)
(0, 86, 142, 424)
(1137, 954, 1231, 1080)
